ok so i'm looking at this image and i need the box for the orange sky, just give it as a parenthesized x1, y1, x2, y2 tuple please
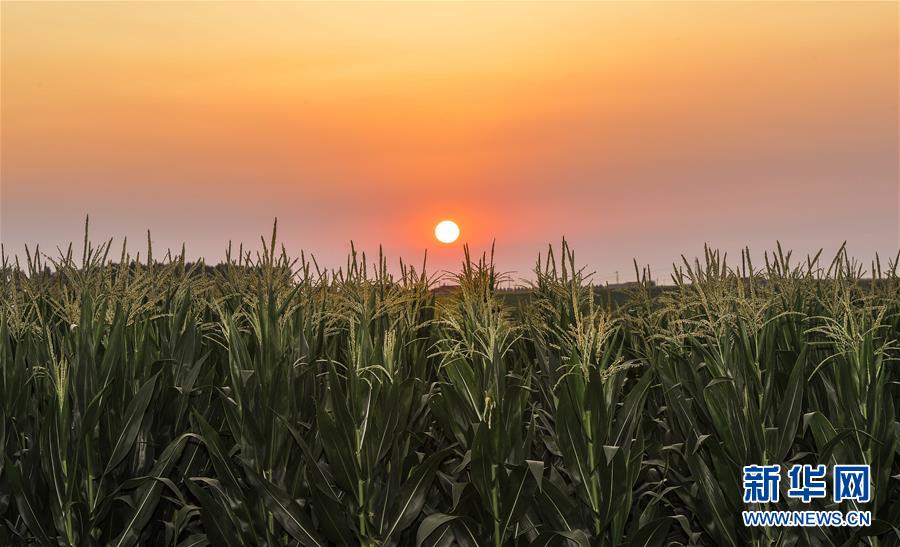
(2, 2, 898, 280)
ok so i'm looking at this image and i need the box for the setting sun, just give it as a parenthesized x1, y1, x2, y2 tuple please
(434, 220, 460, 244)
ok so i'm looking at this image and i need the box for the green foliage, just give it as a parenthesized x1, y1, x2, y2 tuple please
(1, 231, 898, 546)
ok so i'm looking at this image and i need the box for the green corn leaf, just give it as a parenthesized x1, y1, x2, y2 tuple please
(185, 479, 243, 547)
(625, 517, 672, 547)
(772, 347, 807, 463)
(4, 456, 52, 543)
(416, 513, 459, 547)
(243, 465, 325, 547)
(103, 373, 159, 476)
(111, 434, 191, 547)
(382, 447, 451, 542)
(175, 533, 210, 547)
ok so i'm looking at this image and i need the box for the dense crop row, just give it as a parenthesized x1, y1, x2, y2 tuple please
(1, 232, 898, 546)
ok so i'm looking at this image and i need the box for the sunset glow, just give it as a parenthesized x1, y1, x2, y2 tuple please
(1, 2, 897, 276)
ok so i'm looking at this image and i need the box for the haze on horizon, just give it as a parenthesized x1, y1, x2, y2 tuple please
(1, 1, 898, 282)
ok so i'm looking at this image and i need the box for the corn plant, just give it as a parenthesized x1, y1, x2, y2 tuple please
(527, 241, 657, 546)
(1, 229, 897, 546)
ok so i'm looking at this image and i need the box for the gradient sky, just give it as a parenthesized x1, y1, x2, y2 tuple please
(2, 1, 898, 282)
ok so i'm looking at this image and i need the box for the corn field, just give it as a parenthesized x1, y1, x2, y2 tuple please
(1, 230, 898, 546)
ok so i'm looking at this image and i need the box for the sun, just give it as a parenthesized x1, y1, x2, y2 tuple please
(434, 220, 460, 244)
